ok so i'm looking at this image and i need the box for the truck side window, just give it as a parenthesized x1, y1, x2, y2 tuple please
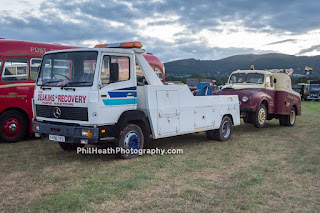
(101, 56, 130, 85)
(2, 57, 28, 82)
(270, 76, 274, 87)
(101, 56, 110, 85)
(111, 56, 130, 82)
(30, 58, 42, 81)
(265, 76, 271, 87)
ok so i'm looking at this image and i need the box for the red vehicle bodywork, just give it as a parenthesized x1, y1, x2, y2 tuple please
(213, 70, 301, 127)
(0, 39, 78, 142)
(214, 88, 301, 116)
(0, 39, 165, 142)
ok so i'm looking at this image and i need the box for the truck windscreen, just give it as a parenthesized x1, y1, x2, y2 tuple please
(229, 73, 264, 84)
(37, 51, 98, 87)
(309, 84, 320, 92)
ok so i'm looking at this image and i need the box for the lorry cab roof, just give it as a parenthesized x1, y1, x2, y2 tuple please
(232, 68, 294, 76)
(232, 70, 272, 75)
(44, 47, 138, 55)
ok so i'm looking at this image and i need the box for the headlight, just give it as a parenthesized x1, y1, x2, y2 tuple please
(81, 129, 92, 137)
(242, 96, 249, 103)
(33, 123, 40, 131)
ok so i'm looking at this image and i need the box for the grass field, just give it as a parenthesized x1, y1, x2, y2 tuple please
(1, 102, 319, 212)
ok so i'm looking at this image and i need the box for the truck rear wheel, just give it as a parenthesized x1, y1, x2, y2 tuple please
(206, 116, 233, 142)
(0, 110, 27, 143)
(117, 124, 144, 159)
(59, 142, 84, 151)
(279, 107, 296, 127)
(253, 104, 267, 128)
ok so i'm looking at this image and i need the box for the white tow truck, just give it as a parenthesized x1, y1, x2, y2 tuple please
(33, 42, 240, 158)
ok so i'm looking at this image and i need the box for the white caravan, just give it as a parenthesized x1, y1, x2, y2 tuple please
(33, 42, 240, 158)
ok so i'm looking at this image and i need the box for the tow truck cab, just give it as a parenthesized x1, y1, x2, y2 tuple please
(33, 42, 240, 158)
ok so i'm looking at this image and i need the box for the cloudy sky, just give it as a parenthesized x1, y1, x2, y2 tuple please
(1, 0, 320, 62)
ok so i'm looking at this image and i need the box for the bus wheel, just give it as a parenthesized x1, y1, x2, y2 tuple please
(0, 110, 27, 143)
(116, 124, 144, 159)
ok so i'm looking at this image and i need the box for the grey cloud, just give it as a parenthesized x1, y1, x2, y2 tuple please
(298, 45, 320, 55)
(267, 39, 297, 46)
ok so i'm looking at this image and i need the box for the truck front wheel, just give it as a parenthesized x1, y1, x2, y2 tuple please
(117, 124, 144, 159)
(253, 104, 267, 128)
(0, 110, 27, 143)
(206, 116, 233, 142)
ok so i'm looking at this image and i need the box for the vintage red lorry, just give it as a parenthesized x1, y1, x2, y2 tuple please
(213, 69, 301, 128)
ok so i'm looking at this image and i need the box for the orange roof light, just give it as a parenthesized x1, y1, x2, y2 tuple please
(94, 42, 142, 48)
(250, 65, 254, 70)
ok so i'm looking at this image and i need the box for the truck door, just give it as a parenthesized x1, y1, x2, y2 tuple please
(265, 75, 275, 114)
(99, 54, 137, 124)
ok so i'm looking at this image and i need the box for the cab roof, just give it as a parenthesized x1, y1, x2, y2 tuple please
(44, 47, 137, 55)
(231, 68, 294, 76)
(231, 70, 272, 75)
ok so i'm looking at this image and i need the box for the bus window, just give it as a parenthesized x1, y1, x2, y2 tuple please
(30, 58, 42, 81)
(2, 57, 28, 82)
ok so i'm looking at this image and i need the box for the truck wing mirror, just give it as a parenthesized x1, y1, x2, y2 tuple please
(110, 63, 119, 83)
(274, 78, 277, 83)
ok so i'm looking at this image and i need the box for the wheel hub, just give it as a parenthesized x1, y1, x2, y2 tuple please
(290, 110, 296, 124)
(8, 124, 17, 132)
(258, 108, 266, 124)
(124, 131, 140, 149)
(221, 121, 231, 138)
(2, 118, 21, 138)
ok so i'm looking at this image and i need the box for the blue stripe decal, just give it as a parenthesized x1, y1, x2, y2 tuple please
(108, 91, 137, 98)
(118, 87, 137, 91)
(103, 98, 137, 105)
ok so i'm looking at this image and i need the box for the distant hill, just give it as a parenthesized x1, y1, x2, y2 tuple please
(164, 53, 320, 77)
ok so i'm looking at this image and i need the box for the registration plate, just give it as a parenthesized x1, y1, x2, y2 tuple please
(49, 134, 65, 142)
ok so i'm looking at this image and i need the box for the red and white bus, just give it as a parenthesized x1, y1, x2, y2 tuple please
(0, 39, 165, 142)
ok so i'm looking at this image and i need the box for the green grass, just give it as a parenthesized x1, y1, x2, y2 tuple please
(0, 102, 319, 212)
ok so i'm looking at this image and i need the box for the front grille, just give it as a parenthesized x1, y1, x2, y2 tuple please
(36, 105, 88, 121)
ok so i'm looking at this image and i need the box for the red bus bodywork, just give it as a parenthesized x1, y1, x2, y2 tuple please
(0, 39, 78, 142)
(0, 39, 165, 142)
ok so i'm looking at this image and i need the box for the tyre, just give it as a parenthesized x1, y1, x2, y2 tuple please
(214, 116, 233, 142)
(59, 142, 84, 151)
(116, 124, 144, 159)
(279, 107, 296, 127)
(279, 115, 286, 126)
(0, 110, 27, 143)
(253, 104, 267, 128)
